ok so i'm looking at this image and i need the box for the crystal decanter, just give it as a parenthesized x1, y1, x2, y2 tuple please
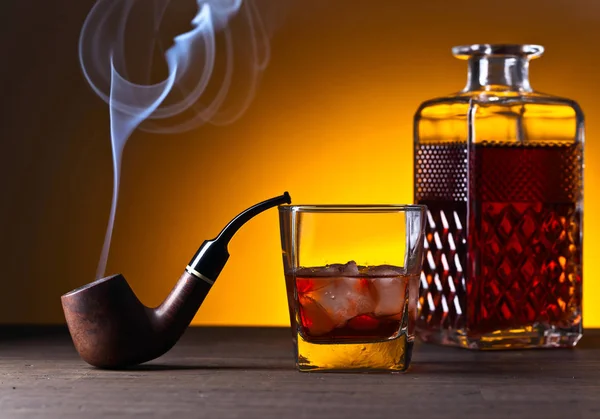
(413, 44, 584, 349)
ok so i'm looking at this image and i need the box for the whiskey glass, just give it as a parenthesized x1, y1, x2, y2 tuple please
(278, 205, 426, 372)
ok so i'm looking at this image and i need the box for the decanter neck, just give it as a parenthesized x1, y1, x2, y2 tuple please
(465, 55, 532, 93)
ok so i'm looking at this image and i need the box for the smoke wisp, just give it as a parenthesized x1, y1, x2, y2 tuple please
(78, 0, 282, 278)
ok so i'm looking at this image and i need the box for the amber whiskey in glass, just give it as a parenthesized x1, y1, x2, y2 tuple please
(278, 205, 426, 371)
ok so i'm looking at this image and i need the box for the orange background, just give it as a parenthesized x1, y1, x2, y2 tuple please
(1, 0, 598, 327)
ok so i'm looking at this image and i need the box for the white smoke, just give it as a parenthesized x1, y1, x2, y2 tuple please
(78, 0, 281, 278)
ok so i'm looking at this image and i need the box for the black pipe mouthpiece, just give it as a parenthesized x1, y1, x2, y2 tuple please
(186, 192, 291, 282)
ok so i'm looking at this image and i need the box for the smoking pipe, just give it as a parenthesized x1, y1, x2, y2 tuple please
(61, 192, 291, 369)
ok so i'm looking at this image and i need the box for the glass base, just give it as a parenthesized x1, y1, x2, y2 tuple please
(418, 324, 582, 350)
(295, 332, 413, 372)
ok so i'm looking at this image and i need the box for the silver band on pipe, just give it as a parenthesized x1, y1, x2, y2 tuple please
(185, 266, 215, 285)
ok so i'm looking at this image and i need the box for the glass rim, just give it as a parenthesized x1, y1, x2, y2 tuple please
(452, 44, 544, 60)
(278, 204, 427, 213)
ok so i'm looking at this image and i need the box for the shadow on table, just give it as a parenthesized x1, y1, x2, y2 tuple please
(410, 359, 587, 377)
(121, 361, 294, 372)
(128, 361, 585, 377)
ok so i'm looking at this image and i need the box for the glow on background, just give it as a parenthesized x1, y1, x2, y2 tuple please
(296, 212, 408, 268)
(0, 0, 599, 327)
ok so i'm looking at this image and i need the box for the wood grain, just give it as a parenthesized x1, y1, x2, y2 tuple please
(60, 271, 212, 368)
(0, 327, 599, 419)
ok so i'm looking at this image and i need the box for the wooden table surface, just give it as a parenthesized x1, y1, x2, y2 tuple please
(0, 326, 599, 418)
